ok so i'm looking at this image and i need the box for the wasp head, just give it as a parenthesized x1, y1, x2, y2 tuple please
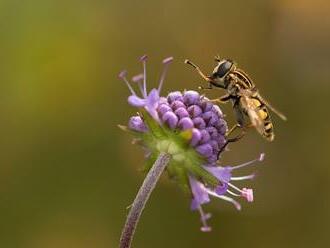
(210, 58, 234, 88)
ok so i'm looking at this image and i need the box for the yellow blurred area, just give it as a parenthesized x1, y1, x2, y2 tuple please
(0, 0, 330, 247)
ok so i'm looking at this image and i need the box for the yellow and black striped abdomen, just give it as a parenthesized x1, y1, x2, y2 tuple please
(263, 120, 274, 141)
(253, 96, 275, 141)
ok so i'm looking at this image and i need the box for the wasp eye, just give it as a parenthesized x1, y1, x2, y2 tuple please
(216, 61, 232, 78)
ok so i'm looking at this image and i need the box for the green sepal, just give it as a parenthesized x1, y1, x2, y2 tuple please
(174, 166, 191, 194)
(140, 109, 166, 139)
(183, 152, 219, 187)
(166, 161, 190, 194)
(118, 124, 144, 138)
(162, 128, 193, 151)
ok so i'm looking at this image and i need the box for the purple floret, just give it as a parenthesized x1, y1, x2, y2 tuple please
(128, 116, 147, 132)
(187, 105, 203, 118)
(157, 90, 227, 164)
(162, 111, 178, 129)
(129, 89, 228, 164)
(167, 91, 183, 103)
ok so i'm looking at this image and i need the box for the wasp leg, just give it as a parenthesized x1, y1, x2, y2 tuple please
(226, 123, 240, 137)
(226, 122, 255, 141)
(227, 129, 246, 143)
(226, 124, 246, 143)
(210, 94, 231, 104)
(217, 129, 246, 156)
(219, 124, 246, 154)
(218, 122, 256, 157)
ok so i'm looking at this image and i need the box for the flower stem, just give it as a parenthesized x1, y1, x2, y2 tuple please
(119, 152, 172, 248)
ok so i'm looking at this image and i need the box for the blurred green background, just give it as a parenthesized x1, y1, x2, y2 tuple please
(1, 0, 329, 247)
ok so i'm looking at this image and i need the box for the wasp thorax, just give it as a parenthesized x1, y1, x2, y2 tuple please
(213, 60, 233, 78)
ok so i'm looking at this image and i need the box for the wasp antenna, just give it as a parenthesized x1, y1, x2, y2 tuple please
(184, 59, 210, 82)
(184, 59, 197, 68)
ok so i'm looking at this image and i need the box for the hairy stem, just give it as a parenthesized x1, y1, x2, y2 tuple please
(119, 152, 171, 248)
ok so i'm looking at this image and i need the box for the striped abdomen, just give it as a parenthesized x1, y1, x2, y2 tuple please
(250, 95, 274, 141)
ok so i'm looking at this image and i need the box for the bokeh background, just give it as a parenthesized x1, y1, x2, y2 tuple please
(1, 0, 330, 247)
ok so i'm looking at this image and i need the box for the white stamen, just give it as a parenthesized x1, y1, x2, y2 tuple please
(158, 57, 173, 93)
(231, 174, 255, 181)
(206, 189, 241, 210)
(259, 153, 265, 161)
(120, 74, 137, 96)
(228, 183, 255, 202)
(141, 57, 148, 98)
(230, 153, 264, 170)
(197, 206, 212, 232)
(228, 182, 244, 193)
(227, 190, 241, 197)
(132, 74, 145, 96)
(132, 73, 144, 82)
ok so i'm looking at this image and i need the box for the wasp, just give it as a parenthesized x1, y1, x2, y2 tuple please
(184, 56, 287, 142)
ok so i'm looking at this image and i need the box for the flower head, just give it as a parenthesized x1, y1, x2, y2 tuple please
(119, 55, 264, 232)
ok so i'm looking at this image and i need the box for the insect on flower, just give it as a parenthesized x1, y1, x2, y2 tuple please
(185, 56, 287, 142)
(119, 55, 265, 232)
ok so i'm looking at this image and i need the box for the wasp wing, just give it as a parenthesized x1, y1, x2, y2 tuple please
(257, 94, 287, 121)
(240, 95, 265, 136)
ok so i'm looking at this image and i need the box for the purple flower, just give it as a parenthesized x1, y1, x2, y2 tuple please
(119, 55, 227, 165)
(120, 55, 264, 232)
(189, 153, 264, 232)
(119, 55, 173, 121)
